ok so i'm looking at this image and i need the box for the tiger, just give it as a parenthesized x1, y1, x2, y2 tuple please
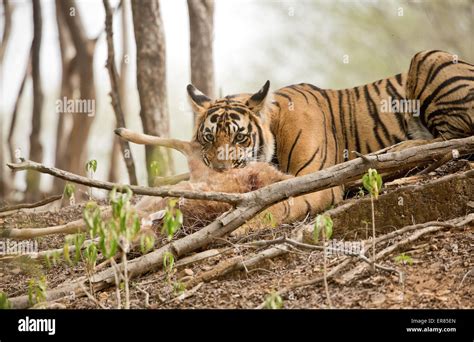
(405, 50, 474, 140)
(186, 49, 473, 226)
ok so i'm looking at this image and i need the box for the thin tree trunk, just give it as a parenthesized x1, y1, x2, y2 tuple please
(131, 0, 174, 185)
(0, 0, 12, 63)
(0, 0, 13, 202)
(53, 0, 76, 194)
(7, 55, 30, 163)
(55, 0, 97, 198)
(26, 0, 44, 201)
(187, 0, 215, 113)
(103, 0, 138, 185)
(109, 0, 131, 183)
(0, 116, 6, 203)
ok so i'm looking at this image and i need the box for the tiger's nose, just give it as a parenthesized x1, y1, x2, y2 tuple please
(212, 161, 229, 171)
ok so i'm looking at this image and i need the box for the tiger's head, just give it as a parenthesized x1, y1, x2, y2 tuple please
(187, 81, 275, 171)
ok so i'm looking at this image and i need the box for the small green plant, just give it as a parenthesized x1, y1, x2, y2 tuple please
(394, 253, 413, 266)
(63, 183, 76, 205)
(44, 250, 62, 268)
(263, 211, 277, 228)
(27, 276, 47, 305)
(140, 234, 155, 254)
(313, 214, 333, 242)
(150, 161, 161, 178)
(85, 159, 98, 174)
(173, 281, 186, 295)
(0, 292, 12, 309)
(362, 168, 382, 200)
(163, 251, 175, 274)
(162, 199, 183, 240)
(362, 168, 383, 270)
(264, 291, 283, 309)
(62, 233, 85, 265)
(82, 186, 142, 309)
(85, 159, 98, 199)
(314, 214, 334, 308)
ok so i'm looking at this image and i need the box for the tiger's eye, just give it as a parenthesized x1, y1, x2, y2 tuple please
(235, 133, 246, 142)
(204, 133, 214, 142)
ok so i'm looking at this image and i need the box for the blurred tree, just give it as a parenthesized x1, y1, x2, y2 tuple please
(109, 0, 132, 183)
(0, 0, 11, 63)
(103, 0, 138, 185)
(131, 0, 174, 184)
(187, 0, 215, 116)
(0, 0, 12, 201)
(53, 0, 74, 194)
(0, 117, 5, 203)
(54, 0, 97, 197)
(26, 0, 44, 201)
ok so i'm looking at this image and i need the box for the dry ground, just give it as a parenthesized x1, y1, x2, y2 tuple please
(0, 161, 472, 309)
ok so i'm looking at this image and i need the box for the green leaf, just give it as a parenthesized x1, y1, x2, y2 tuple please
(362, 168, 383, 199)
(264, 291, 283, 309)
(85, 159, 98, 173)
(0, 292, 12, 309)
(163, 252, 175, 273)
(314, 214, 333, 241)
(150, 161, 161, 177)
(140, 234, 155, 254)
(63, 183, 75, 198)
(394, 253, 413, 266)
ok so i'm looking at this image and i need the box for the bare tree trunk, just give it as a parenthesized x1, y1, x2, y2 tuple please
(131, 0, 174, 185)
(187, 0, 215, 110)
(55, 0, 97, 198)
(26, 0, 44, 201)
(0, 116, 6, 203)
(53, 0, 76, 194)
(7, 56, 30, 163)
(1, 0, 13, 201)
(0, 0, 12, 63)
(109, 0, 131, 183)
(103, 0, 138, 185)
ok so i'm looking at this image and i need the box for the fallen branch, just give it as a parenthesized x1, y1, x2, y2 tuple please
(6, 135, 474, 209)
(7, 159, 243, 204)
(175, 248, 223, 268)
(0, 194, 62, 216)
(418, 152, 453, 175)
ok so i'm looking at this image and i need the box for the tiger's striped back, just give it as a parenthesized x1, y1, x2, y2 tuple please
(267, 73, 409, 176)
(406, 50, 474, 139)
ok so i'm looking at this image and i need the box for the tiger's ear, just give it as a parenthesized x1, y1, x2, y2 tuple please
(246, 80, 270, 113)
(187, 84, 212, 115)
